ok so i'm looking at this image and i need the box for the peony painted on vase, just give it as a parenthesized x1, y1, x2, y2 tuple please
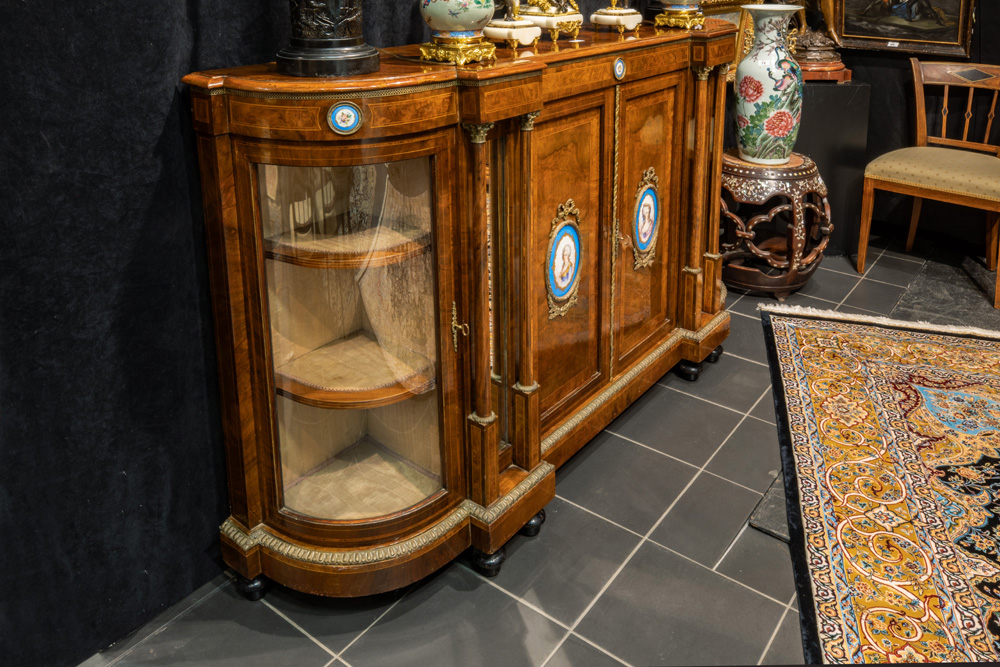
(734, 5, 802, 165)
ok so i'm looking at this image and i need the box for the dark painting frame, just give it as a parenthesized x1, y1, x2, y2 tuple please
(834, 0, 976, 57)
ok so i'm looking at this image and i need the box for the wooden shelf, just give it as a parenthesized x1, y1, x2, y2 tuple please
(283, 437, 442, 521)
(265, 225, 431, 269)
(275, 331, 435, 409)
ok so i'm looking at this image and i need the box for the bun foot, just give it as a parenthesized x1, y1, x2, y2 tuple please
(518, 509, 546, 538)
(236, 574, 268, 601)
(673, 359, 703, 382)
(469, 546, 506, 577)
(706, 345, 724, 364)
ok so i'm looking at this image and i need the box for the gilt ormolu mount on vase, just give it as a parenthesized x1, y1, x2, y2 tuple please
(276, 0, 380, 77)
(655, 3, 706, 30)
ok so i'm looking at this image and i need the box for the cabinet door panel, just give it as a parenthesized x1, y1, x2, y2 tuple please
(615, 73, 686, 370)
(231, 133, 466, 546)
(532, 102, 608, 424)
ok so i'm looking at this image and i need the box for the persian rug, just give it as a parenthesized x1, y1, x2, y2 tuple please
(761, 305, 1000, 664)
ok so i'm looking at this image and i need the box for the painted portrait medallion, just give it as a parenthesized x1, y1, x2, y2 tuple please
(631, 167, 660, 269)
(634, 187, 657, 251)
(328, 102, 363, 135)
(545, 200, 583, 318)
(549, 225, 580, 299)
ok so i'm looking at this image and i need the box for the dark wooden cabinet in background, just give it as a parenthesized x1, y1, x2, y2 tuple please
(184, 21, 734, 598)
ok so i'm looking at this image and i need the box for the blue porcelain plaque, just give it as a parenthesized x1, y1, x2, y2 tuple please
(613, 57, 626, 81)
(634, 186, 658, 252)
(548, 223, 581, 301)
(328, 102, 363, 135)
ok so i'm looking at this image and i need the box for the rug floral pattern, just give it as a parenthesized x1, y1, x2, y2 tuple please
(769, 312, 1000, 663)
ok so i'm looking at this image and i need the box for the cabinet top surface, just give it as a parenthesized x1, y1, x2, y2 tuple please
(183, 21, 736, 94)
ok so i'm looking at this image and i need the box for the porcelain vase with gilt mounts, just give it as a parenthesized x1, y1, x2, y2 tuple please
(419, 0, 497, 65)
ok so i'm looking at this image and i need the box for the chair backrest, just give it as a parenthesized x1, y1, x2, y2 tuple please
(912, 58, 1000, 157)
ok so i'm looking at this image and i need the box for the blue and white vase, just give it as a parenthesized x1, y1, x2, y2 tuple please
(733, 4, 802, 165)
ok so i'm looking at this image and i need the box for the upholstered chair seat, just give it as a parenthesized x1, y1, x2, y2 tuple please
(856, 58, 1000, 307)
(865, 147, 1000, 203)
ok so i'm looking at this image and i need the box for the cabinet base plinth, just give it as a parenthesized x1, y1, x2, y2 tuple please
(468, 545, 507, 577)
(518, 509, 546, 537)
(236, 574, 268, 601)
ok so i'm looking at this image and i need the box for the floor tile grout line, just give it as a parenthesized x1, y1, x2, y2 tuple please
(756, 604, 793, 666)
(701, 468, 765, 497)
(657, 382, 766, 419)
(540, 470, 703, 667)
(567, 631, 634, 666)
(834, 271, 866, 309)
(698, 412, 749, 474)
(729, 309, 764, 321)
(539, 422, 740, 667)
(334, 591, 408, 659)
(717, 350, 769, 367)
(607, 422, 767, 497)
(644, 533, 790, 609)
(463, 564, 636, 667)
(462, 564, 573, 632)
(712, 520, 749, 571)
(748, 386, 771, 415)
(554, 494, 646, 539)
(261, 599, 338, 658)
(101, 577, 233, 666)
(604, 429, 701, 470)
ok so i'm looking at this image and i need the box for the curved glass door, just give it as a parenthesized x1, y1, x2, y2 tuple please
(257, 158, 443, 520)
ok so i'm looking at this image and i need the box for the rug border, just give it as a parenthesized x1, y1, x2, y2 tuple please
(757, 303, 1000, 340)
(759, 309, 825, 665)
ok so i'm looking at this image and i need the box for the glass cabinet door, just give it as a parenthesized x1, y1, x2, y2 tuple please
(257, 158, 443, 521)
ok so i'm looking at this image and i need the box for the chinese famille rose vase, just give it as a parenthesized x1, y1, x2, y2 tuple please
(733, 4, 802, 165)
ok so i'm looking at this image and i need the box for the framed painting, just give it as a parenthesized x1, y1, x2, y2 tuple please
(701, 0, 765, 80)
(833, 0, 977, 57)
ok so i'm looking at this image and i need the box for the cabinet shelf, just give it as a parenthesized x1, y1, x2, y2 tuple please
(275, 331, 435, 409)
(283, 437, 442, 521)
(265, 225, 431, 269)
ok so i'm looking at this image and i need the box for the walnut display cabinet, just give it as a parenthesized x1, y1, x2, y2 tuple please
(184, 21, 734, 599)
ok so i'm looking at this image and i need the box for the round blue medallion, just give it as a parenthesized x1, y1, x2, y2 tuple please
(634, 187, 658, 251)
(547, 224, 581, 300)
(613, 57, 626, 81)
(328, 102, 363, 135)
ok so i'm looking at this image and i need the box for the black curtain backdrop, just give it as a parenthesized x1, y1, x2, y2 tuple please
(0, 2, 991, 666)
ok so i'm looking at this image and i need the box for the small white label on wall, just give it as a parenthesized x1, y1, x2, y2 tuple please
(887, 41, 899, 47)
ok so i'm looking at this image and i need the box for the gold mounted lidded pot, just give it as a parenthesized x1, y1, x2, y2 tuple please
(654, 2, 705, 30)
(484, 1, 543, 50)
(518, 0, 584, 43)
(419, 0, 497, 66)
(591, 1, 643, 37)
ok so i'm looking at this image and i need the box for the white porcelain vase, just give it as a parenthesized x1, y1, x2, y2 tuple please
(733, 4, 803, 165)
(419, 0, 495, 40)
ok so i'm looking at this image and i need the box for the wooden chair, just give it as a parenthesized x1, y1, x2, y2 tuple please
(856, 58, 1000, 307)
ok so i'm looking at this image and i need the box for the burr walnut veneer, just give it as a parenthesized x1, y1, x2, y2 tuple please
(184, 22, 734, 598)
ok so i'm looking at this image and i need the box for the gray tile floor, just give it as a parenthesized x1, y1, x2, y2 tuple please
(81, 226, 1000, 667)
